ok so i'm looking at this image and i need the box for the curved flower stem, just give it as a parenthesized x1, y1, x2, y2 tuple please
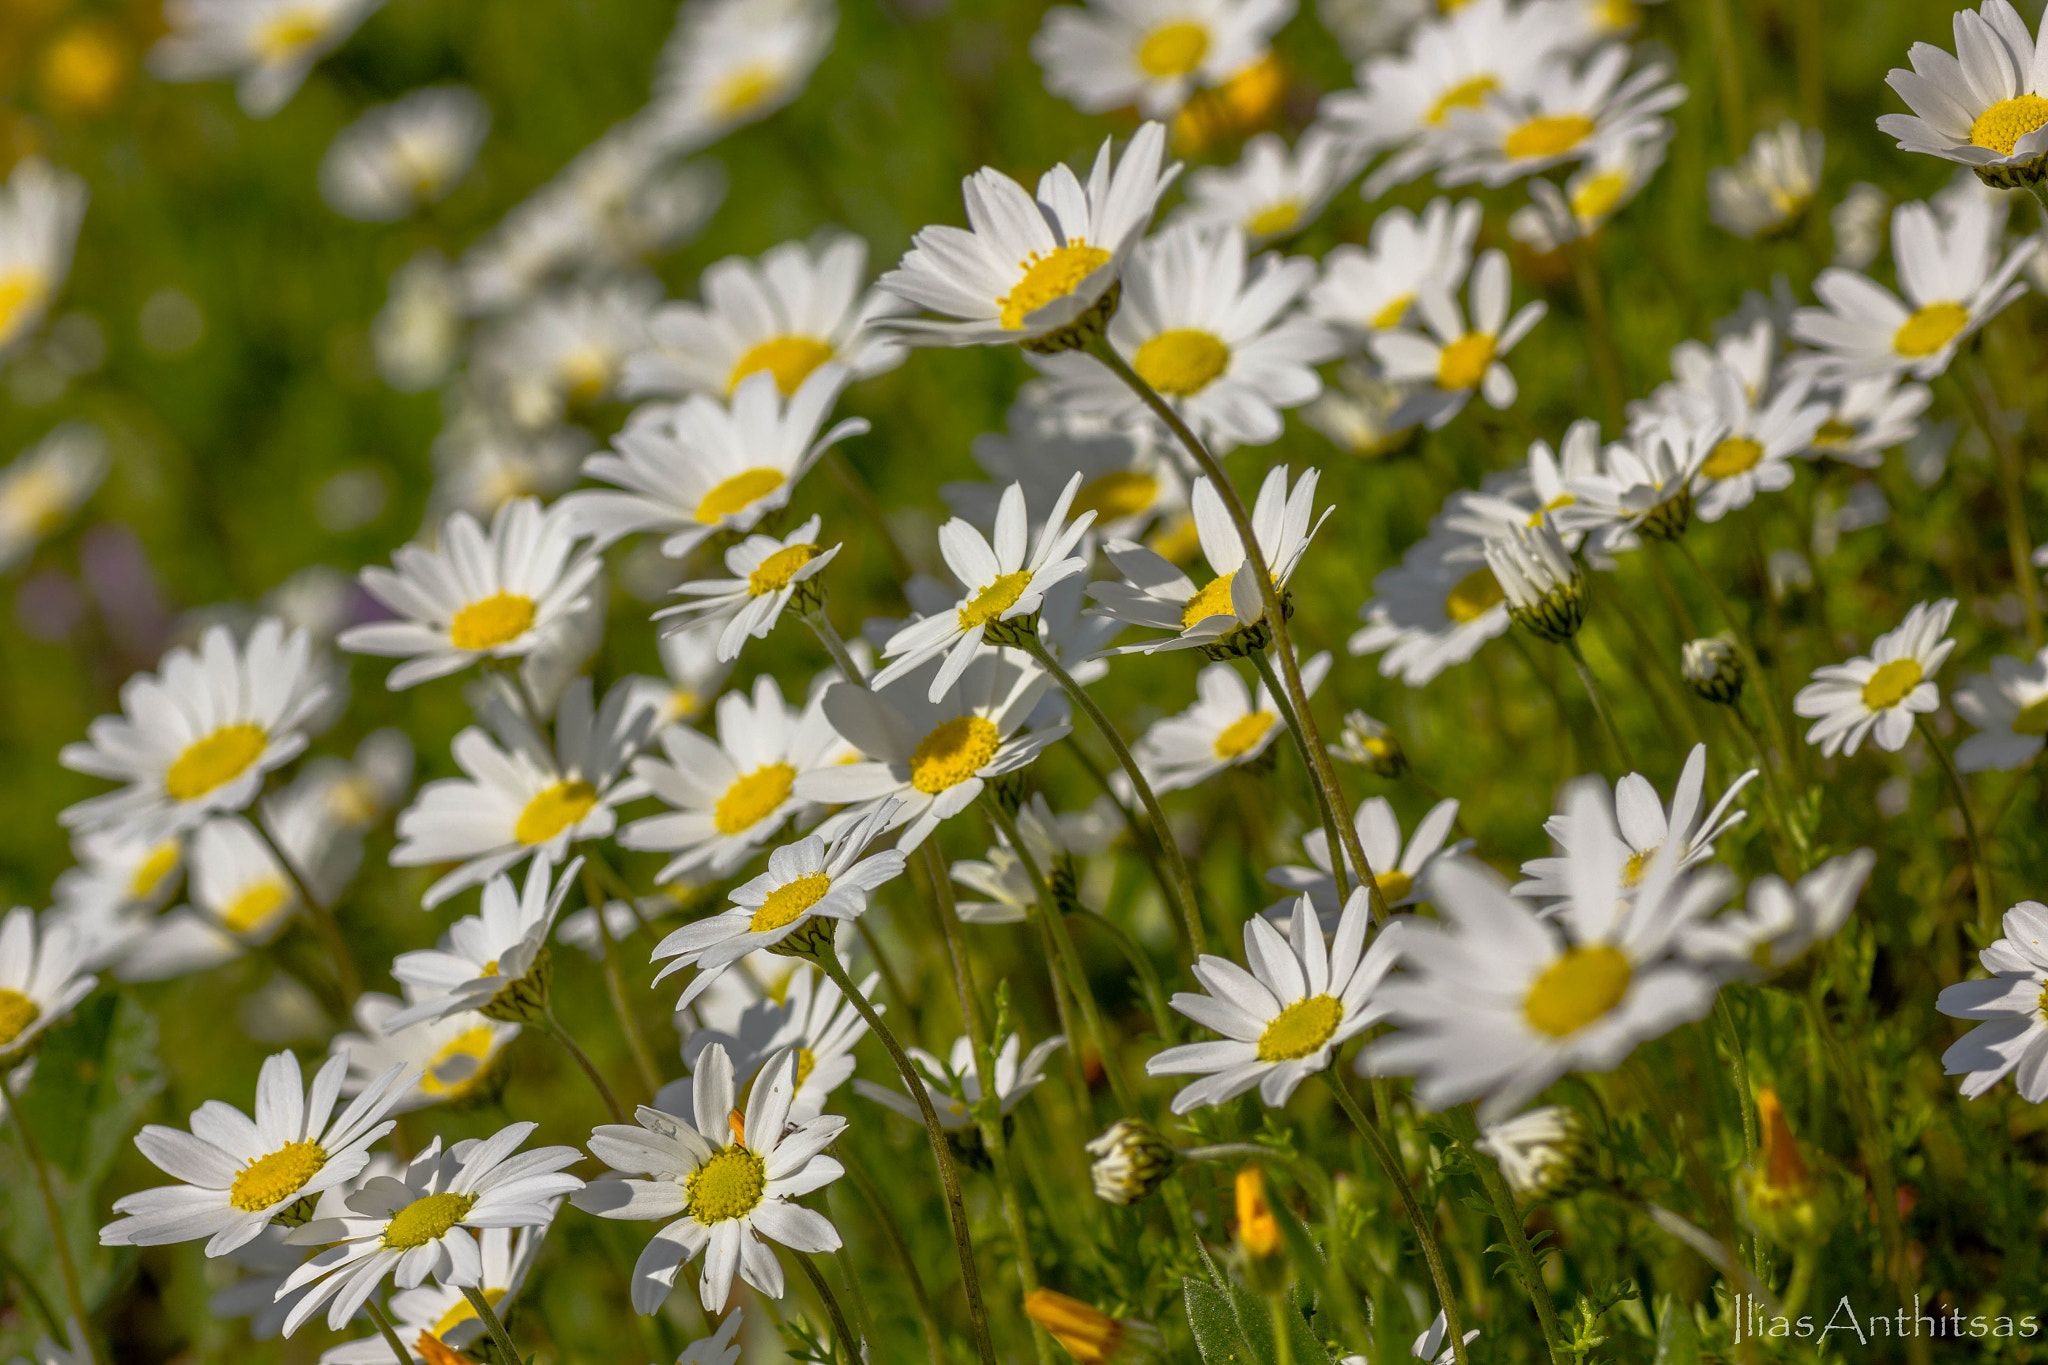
(364, 1300, 415, 1365)
(802, 604, 871, 684)
(1017, 634, 1206, 951)
(1916, 715, 1996, 937)
(1957, 362, 2043, 649)
(1670, 539, 1799, 783)
(1565, 236, 1627, 433)
(7, 1111, 104, 1365)
(249, 815, 363, 1007)
(578, 860, 662, 1102)
(1450, 1107, 1570, 1365)
(461, 1285, 523, 1364)
(1717, 996, 1759, 1164)
(536, 1011, 628, 1124)
(1726, 704, 1805, 874)
(1059, 736, 1180, 942)
(837, 1145, 948, 1365)
(1073, 906, 1178, 1044)
(1250, 648, 1351, 902)
(813, 951, 1000, 1365)
(1321, 1076, 1470, 1365)
(1561, 637, 1636, 771)
(792, 1249, 861, 1364)
(1086, 338, 1388, 921)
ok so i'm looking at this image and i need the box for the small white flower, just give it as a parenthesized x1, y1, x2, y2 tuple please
(944, 399, 1186, 545)
(1937, 900, 2048, 1100)
(1518, 745, 1755, 902)
(855, 1032, 1066, 1130)
(1953, 646, 2048, 771)
(677, 1308, 746, 1365)
(1266, 795, 1467, 923)
(950, 794, 1118, 924)
(649, 0, 836, 147)
(1877, 0, 2048, 180)
(1176, 127, 1365, 244)
(317, 1225, 547, 1364)
(1473, 1105, 1588, 1198)
(1681, 362, 1828, 523)
(477, 277, 658, 427)
(113, 815, 309, 982)
(656, 517, 842, 662)
(1032, 0, 1296, 120)
(669, 959, 877, 1124)
(329, 991, 520, 1115)
(1792, 598, 1957, 757)
(1370, 249, 1546, 429)
(1309, 196, 1482, 342)
(1508, 129, 1669, 250)
(1436, 44, 1685, 189)
(1134, 652, 1331, 793)
(386, 858, 581, 1029)
(1708, 121, 1823, 239)
(1553, 418, 1712, 551)
(320, 86, 491, 223)
(150, 0, 382, 117)
(0, 423, 107, 571)
(1350, 525, 1511, 687)
(0, 907, 94, 1068)
(1681, 849, 1876, 977)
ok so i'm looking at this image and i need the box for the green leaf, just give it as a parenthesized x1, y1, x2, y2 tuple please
(17, 992, 166, 1188)
(1186, 1276, 1270, 1365)
(1653, 1294, 1700, 1365)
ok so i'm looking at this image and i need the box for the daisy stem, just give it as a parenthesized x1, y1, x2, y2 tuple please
(1561, 636, 1636, 771)
(1716, 994, 1760, 1176)
(249, 814, 363, 1007)
(1060, 735, 1189, 958)
(363, 1300, 414, 1365)
(578, 858, 662, 1103)
(1082, 338, 1392, 923)
(1915, 714, 1997, 938)
(6, 1109, 104, 1365)
(1957, 361, 2044, 649)
(537, 1010, 628, 1124)
(1322, 1076, 1473, 1365)
(1564, 237, 1627, 433)
(1449, 1106, 1571, 1365)
(812, 951, 1000, 1365)
(801, 604, 870, 684)
(792, 1249, 861, 1364)
(1669, 539, 1799, 782)
(825, 449, 917, 584)
(836, 1144, 948, 1365)
(1726, 703, 1806, 873)
(0, 1237, 62, 1341)
(1072, 905, 1178, 1044)
(1695, 0, 1747, 154)
(1018, 634, 1207, 952)
(1249, 648, 1352, 904)
(461, 1285, 523, 1365)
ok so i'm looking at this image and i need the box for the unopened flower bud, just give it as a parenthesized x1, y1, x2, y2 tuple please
(1330, 709, 1407, 778)
(1682, 635, 1745, 704)
(1234, 1165, 1284, 1259)
(1739, 1087, 1838, 1245)
(1485, 519, 1584, 644)
(1085, 1119, 1179, 1205)
(1474, 1105, 1593, 1201)
(1023, 1288, 1161, 1363)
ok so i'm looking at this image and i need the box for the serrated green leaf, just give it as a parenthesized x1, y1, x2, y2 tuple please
(1186, 1276, 1270, 1365)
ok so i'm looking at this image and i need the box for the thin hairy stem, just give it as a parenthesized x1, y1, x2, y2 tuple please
(537, 1012, 628, 1124)
(364, 1300, 416, 1365)
(9, 1110, 105, 1365)
(578, 860, 662, 1102)
(1958, 362, 2044, 648)
(1450, 1108, 1569, 1365)
(1249, 648, 1351, 903)
(793, 1249, 862, 1365)
(1671, 539, 1798, 780)
(803, 603, 871, 684)
(461, 1285, 523, 1364)
(1562, 637, 1636, 770)
(1917, 714, 1996, 937)
(250, 814, 363, 1006)
(838, 1145, 948, 1365)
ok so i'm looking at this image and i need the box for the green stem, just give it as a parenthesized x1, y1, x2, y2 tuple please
(1452, 1108, 1570, 1365)
(1698, 0, 1748, 153)
(1727, 703, 1805, 873)
(1073, 906, 1177, 1043)
(1917, 715, 1996, 938)
(1250, 648, 1353, 905)
(364, 1299, 415, 1365)
(8, 1109, 104, 1365)
(461, 1285, 523, 1364)
(1565, 236, 1627, 433)
(1671, 539, 1798, 782)
(838, 1145, 948, 1365)
(578, 860, 662, 1103)
(1562, 636, 1636, 770)
(1060, 735, 1188, 958)
(250, 815, 363, 1006)
(538, 1011, 628, 1124)
(793, 1249, 861, 1365)
(1959, 362, 2045, 649)
(803, 604, 871, 684)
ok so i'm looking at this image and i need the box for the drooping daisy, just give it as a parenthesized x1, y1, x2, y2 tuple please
(1472, 1105, 1591, 1199)
(1175, 127, 1365, 244)
(1369, 249, 1546, 429)
(1506, 128, 1669, 251)
(385, 858, 580, 1029)
(277, 1123, 583, 1335)
(60, 618, 335, 839)
(1803, 373, 1932, 468)
(572, 1044, 846, 1313)
(654, 517, 842, 662)
(670, 959, 876, 1123)
(0, 907, 94, 1070)
(1952, 647, 2048, 771)
(1349, 527, 1509, 686)
(100, 1050, 414, 1256)
(648, 0, 837, 148)
(1937, 900, 2048, 1100)
(1708, 121, 1824, 239)
(391, 677, 654, 908)
(945, 399, 1186, 545)
(1436, 44, 1685, 188)
(621, 674, 849, 881)
(1134, 652, 1331, 793)
(623, 235, 909, 400)
(561, 365, 864, 557)
(330, 991, 520, 1114)
(1680, 849, 1875, 977)
(1146, 891, 1395, 1113)
(1266, 795, 1466, 922)
(477, 277, 658, 427)
(319, 1224, 547, 1364)
(1792, 598, 1957, 758)
(1518, 745, 1755, 903)
(878, 123, 1180, 351)
(150, 0, 384, 117)
(854, 1031, 1067, 1131)
(319, 85, 491, 223)
(0, 422, 107, 571)
(1308, 197, 1482, 343)
(1033, 0, 1295, 119)
(1877, 0, 2048, 188)
(1682, 362, 1828, 523)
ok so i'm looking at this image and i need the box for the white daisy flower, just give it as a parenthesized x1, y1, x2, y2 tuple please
(944, 399, 1187, 545)
(1952, 646, 2048, 771)
(1680, 849, 1876, 977)
(150, 0, 383, 117)
(0, 422, 107, 571)
(319, 1224, 546, 1364)
(385, 858, 581, 1030)
(1506, 128, 1669, 251)
(1265, 795, 1467, 922)
(878, 123, 1181, 350)
(391, 677, 654, 908)
(1308, 196, 1482, 342)
(1517, 745, 1755, 902)
(572, 1044, 846, 1313)
(1936, 900, 2048, 1100)
(1133, 651, 1331, 793)
(1552, 418, 1712, 552)
(1790, 195, 2037, 381)
(113, 814, 315, 983)
(621, 675, 850, 881)
(1877, 0, 2048, 186)
(1369, 249, 1546, 429)
(99, 1050, 414, 1256)
(277, 1122, 583, 1335)
(1301, 362, 1421, 457)
(1804, 373, 1932, 468)
(1146, 891, 1395, 1112)
(649, 0, 836, 147)
(1175, 127, 1365, 244)
(1708, 121, 1823, 239)
(329, 991, 520, 1114)
(1436, 44, 1685, 189)
(1683, 362, 1828, 523)
(854, 1031, 1066, 1131)
(640, 621, 737, 731)
(669, 959, 876, 1123)
(560, 365, 864, 558)
(654, 517, 842, 662)
(478, 277, 658, 427)
(1792, 598, 1957, 758)
(1032, 0, 1295, 119)
(319, 85, 491, 223)
(0, 907, 94, 1069)
(623, 235, 909, 400)
(949, 794, 1118, 924)
(1472, 1104, 1588, 1198)
(1349, 526, 1509, 686)
(50, 826, 185, 962)
(60, 618, 335, 839)
(678, 1309, 747, 1365)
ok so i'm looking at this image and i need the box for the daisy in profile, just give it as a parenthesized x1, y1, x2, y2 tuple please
(100, 1050, 414, 1256)
(561, 365, 864, 557)
(855, 1031, 1066, 1130)
(330, 991, 520, 1113)
(319, 86, 491, 223)
(621, 675, 849, 881)
(1437, 45, 1685, 188)
(1266, 795, 1466, 922)
(671, 959, 877, 1123)
(1519, 746, 1754, 903)
(340, 497, 600, 691)
(1952, 647, 2048, 771)
(1309, 197, 1482, 342)
(1134, 652, 1331, 793)
(1370, 249, 1546, 430)
(875, 476, 1097, 699)
(1681, 849, 1875, 977)
(1791, 195, 2036, 382)
(655, 517, 841, 662)
(1175, 127, 1364, 244)
(0, 907, 94, 1068)
(649, 0, 836, 147)
(1350, 527, 1509, 685)
(572, 1045, 846, 1313)
(1146, 891, 1395, 1113)
(1878, 0, 2048, 187)
(1473, 1105, 1589, 1200)
(60, 619, 334, 839)
(946, 400, 1185, 545)
(1507, 129, 1669, 252)
(278, 1122, 583, 1335)
(386, 859, 580, 1029)
(950, 794, 1118, 923)
(1937, 900, 2048, 1100)
(879, 123, 1180, 351)
(1683, 362, 1828, 523)
(151, 0, 384, 117)
(1031, 0, 1296, 120)
(0, 423, 107, 572)
(638, 622, 736, 731)
(1708, 122, 1823, 239)
(320, 1225, 547, 1364)
(1793, 598, 1957, 758)
(1804, 374, 1932, 468)
(1553, 418, 1711, 551)
(624, 235, 908, 399)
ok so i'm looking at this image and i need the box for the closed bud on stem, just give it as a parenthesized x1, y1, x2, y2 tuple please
(1023, 1288, 1161, 1363)
(1474, 1105, 1595, 1201)
(1682, 634, 1745, 704)
(1740, 1087, 1839, 1246)
(1084, 1119, 1180, 1205)
(1234, 1165, 1284, 1260)
(1330, 709, 1407, 778)
(1485, 519, 1584, 644)
(478, 945, 551, 1023)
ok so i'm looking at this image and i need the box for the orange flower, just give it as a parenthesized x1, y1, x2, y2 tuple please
(1235, 1164, 1283, 1258)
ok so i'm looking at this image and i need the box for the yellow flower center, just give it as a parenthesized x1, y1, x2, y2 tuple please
(957, 571, 1033, 631)
(1371, 292, 1415, 330)
(1622, 846, 1656, 888)
(41, 22, 129, 117)
(1860, 658, 1924, 711)
(1147, 515, 1203, 565)
(1373, 869, 1414, 902)
(1181, 570, 1239, 629)
(130, 841, 181, 899)
(255, 7, 327, 60)
(2013, 696, 2048, 737)
(1133, 328, 1230, 397)
(383, 1191, 477, 1249)
(228, 1140, 327, 1212)
(165, 724, 269, 802)
(750, 872, 832, 933)
(1246, 199, 1302, 238)
(1256, 993, 1344, 1062)
(1812, 418, 1857, 446)
(711, 61, 780, 118)
(728, 336, 836, 396)
(1445, 567, 1504, 623)
(910, 716, 1001, 793)
(1523, 945, 1633, 1037)
(222, 879, 291, 935)
(1213, 711, 1275, 759)
(1893, 302, 1969, 359)
(1427, 75, 1498, 126)
(558, 347, 614, 407)
(1571, 171, 1627, 221)
(514, 780, 598, 845)
(1074, 471, 1158, 523)
(0, 989, 40, 1050)
(1138, 21, 1209, 77)
(748, 543, 821, 597)
(421, 1026, 501, 1098)
(0, 270, 47, 347)
(1700, 437, 1765, 479)
(428, 1286, 507, 1340)
(999, 243, 1112, 331)
(1970, 93, 2048, 157)
(715, 763, 797, 835)
(1595, 0, 1641, 29)
(687, 1144, 768, 1222)
(1436, 332, 1496, 390)
(449, 592, 536, 650)
(1504, 114, 1596, 160)
(794, 1045, 818, 1087)
(1527, 493, 1576, 527)
(696, 467, 787, 524)
(1, 466, 72, 535)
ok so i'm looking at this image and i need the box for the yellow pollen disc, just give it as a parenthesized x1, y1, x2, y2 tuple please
(1861, 658, 1924, 710)
(0, 989, 40, 1050)
(1524, 945, 1633, 1037)
(515, 780, 598, 845)
(229, 1140, 327, 1212)
(1133, 328, 1230, 397)
(165, 724, 268, 802)
(1074, 471, 1158, 523)
(1181, 571, 1239, 629)
(41, 22, 129, 118)
(1439, 0, 1476, 11)
(728, 336, 836, 396)
(1256, 993, 1344, 1062)
(0, 270, 46, 347)
(2038, 984, 2048, 1023)
(1701, 437, 1764, 479)
(748, 543, 821, 597)
(999, 244, 1112, 331)
(696, 468, 787, 524)
(1138, 21, 1210, 77)
(711, 62, 780, 118)
(1970, 93, 2048, 157)
(479, 959, 501, 979)
(1622, 847, 1656, 888)
(1596, 0, 1640, 29)
(449, 592, 536, 650)
(1446, 567, 1505, 624)
(910, 715, 1001, 793)
(256, 7, 326, 60)
(428, 1286, 506, 1340)
(1147, 515, 1203, 565)
(1246, 199, 1301, 238)
(1213, 711, 1275, 759)
(750, 871, 833, 933)
(422, 1027, 500, 1097)
(383, 1191, 477, 1249)
(1893, 302, 1969, 359)
(794, 1046, 818, 1088)
(687, 1144, 768, 1222)
(222, 879, 291, 935)
(958, 571, 1033, 631)
(1571, 171, 1627, 221)
(559, 348, 613, 407)
(1504, 114, 1596, 160)
(715, 763, 796, 835)
(131, 842, 181, 899)
(1528, 493, 1576, 527)
(1426, 75, 1498, 126)
(1812, 418, 1857, 446)
(1373, 869, 1414, 902)
(1436, 332, 1496, 390)
(2013, 696, 2048, 737)
(1371, 292, 1416, 330)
